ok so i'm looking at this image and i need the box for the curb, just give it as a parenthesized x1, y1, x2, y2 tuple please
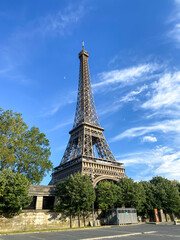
(0, 223, 145, 235)
(146, 222, 175, 225)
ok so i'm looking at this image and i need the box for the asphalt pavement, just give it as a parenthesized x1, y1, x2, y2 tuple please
(0, 223, 180, 240)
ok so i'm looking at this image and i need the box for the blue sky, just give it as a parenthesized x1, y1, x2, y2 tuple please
(1, 0, 180, 184)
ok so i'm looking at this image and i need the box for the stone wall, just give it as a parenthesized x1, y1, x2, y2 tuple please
(0, 210, 100, 232)
(0, 185, 101, 232)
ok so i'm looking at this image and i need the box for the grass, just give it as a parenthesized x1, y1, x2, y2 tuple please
(0, 225, 106, 235)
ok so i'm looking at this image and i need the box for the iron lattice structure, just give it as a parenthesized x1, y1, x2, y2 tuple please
(50, 45, 126, 186)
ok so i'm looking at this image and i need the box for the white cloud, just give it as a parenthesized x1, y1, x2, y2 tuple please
(47, 120, 73, 132)
(39, 4, 87, 35)
(0, 47, 31, 85)
(119, 85, 147, 103)
(97, 85, 148, 116)
(168, 0, 180, 46)
(111, 119, 180, 142)
(0, 67, 12, 75)
(108, 55, 119, 65)
(116, 146, 180, 180)
(92, 64, 158, 89)
(97, 101, 123, 116)
(0, 2, 88, 85)
(41, 90, 77, 117)
(142, 71, 180, 110)
(142, 136, 157, 142)
(117, 146, 170, 167)
(169, 24, 180, 44)
(154, 149, 180, 180)
(155, 159, 180, 179)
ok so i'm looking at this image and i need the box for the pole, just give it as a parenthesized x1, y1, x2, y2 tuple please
(92, 200, 95, 227)
(90, 164, 95, 227)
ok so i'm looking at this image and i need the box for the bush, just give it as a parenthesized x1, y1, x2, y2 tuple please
(0, 169, 32, 215)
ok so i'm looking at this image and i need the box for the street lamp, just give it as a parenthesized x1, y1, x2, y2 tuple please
(90, 163, 95, 227)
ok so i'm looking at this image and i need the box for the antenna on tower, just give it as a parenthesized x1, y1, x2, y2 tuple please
(82, 40, 84, 50)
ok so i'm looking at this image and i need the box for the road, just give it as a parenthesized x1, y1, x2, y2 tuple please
(0, 224, 180, 240)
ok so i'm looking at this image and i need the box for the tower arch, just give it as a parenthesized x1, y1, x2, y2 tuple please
(93, 176, 119, 187)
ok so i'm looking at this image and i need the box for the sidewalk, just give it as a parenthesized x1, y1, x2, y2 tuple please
(146, 221, 177, 225)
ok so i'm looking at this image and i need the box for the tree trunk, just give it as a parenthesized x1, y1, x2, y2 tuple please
(165, 213, 167, 222)
(83, 212, 85, 227)
(70, 214, 72, 228)
(78, 214, 80, 227)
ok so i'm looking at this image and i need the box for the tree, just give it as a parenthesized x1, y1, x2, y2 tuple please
(0, 109, 53, 184)
(140, 181, 157, 217)
(117, 178, 146, 213)
(96, 181, 121, 211)
(0, 169, 32, 215)
(75, 173, 96, 226)
(172, 180, 180, 194)
(150, 176, 180, 214)
(55, 172, 95, 228)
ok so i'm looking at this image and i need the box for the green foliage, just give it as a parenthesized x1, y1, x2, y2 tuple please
(55, 172, 95, 227)
(0, 176, 5, 198)
(150, 177, 180, 214)
(172, 180, 180, 193)
(0, 169, 32, 215)
(55, 174, 180, 221)
(0, 109, 53, 184)
(74, 173, 96, 214)
(140, 181, 157, 215)
(96, 181, 121, 211)
(117, 178, 146, 213)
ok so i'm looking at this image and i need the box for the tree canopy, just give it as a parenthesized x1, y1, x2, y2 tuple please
(0, 169, 32, 215)
(96, 181, 121, 211)
(150, 176, 180, 214)
(140, 181, 157, 215)
(172, 180, 180, 194)
(54, 174, 179, 222)
(55, 172, 95, 227)
(0, 109, 53, 184)
(117, 178, 146, 213)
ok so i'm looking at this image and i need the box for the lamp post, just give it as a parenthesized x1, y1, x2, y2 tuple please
(90, 163, 95, 227)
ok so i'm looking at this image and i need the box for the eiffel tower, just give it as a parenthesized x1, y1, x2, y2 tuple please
(50, 43, 126, 186)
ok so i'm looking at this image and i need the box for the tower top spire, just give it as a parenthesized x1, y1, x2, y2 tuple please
(79, 41, 88, 58)
(74, 44, 100, 128)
